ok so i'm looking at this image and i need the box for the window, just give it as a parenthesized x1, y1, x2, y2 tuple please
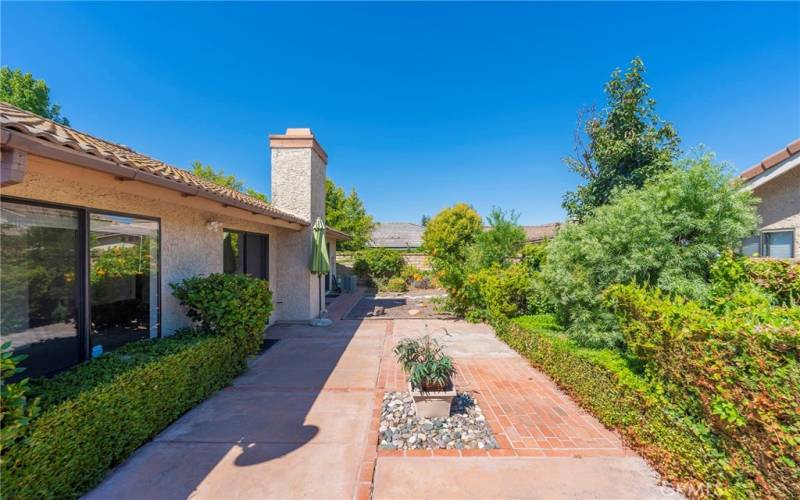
(0, 198, 160, 377)
(740, 234, 761, 257)
(763, 231, 794, 259)
(90, 214, 159, 356)
(223, 230, 268, 279)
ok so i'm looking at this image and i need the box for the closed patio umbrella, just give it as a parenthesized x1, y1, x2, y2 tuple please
(310, 217, 331, 326)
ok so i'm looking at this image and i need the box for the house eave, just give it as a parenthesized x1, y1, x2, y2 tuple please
(1, 129, 306, 231)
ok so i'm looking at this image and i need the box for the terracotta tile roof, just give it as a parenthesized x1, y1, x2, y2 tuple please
(740, 138, 800, 181)
(0, 101, 307, 226)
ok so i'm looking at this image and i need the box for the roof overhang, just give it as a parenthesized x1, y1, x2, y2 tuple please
(326, 227, 351, 241)
(743, 151, 800, 191)
(1, 128, 306, 230)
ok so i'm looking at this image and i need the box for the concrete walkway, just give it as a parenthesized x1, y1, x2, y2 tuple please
(87, 292, 677, 499)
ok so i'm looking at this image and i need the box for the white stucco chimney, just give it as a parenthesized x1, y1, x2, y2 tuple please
(269, 128, 328, 321)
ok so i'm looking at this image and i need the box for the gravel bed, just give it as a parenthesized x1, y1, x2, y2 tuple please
(378, 391, 498, 450)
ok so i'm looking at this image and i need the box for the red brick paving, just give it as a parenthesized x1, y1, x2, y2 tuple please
(373, 321, 626, 459)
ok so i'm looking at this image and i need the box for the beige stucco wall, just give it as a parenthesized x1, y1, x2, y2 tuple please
(1, 154, 294, 334)
(752, 165, 800, 259)
(270, 146, 327, 320)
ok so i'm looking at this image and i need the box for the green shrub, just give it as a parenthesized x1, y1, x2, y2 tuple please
(171, 273, 273, 356)
(422, 203, 483, 298)
(607, 284, 800, 498)
(519, 242, 548, 274)
(543, 155, 759, 347)
(462, 263, 540, 322)
(498, 315, 757, 498)
(1, 331, 244, 499)
(0, 342, 40, 459)
(383, 276, 408, 293)
(352, 248, 405, 285)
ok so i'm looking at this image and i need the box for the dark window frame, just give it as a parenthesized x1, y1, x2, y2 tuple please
(761, 229, 795, 259)
(222, 228, 269, 280)
(1, 195, 162, 369)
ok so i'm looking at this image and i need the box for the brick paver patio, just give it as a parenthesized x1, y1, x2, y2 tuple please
(88, 290, 677, 499)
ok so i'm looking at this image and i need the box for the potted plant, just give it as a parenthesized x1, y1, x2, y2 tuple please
(393, 336, 456, 418)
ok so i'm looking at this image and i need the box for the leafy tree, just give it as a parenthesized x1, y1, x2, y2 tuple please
(0, 67, 69, 125)
(422, 203, 483, 308)
(544, 154, 759, 347)
(190, 161, 268, 202)
(562, 57, 680, 222)
(325, 179, 374, 251)
(421, 215, 430, 226)
(465, 207, 526, 272)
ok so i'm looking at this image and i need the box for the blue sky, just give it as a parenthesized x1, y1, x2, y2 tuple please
(2, 2, 798, 225)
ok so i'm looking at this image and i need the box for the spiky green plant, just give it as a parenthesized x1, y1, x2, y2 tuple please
(393, 336, 455, 391)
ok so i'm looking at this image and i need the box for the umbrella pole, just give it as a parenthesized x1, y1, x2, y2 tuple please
(319, 274, 323, 318)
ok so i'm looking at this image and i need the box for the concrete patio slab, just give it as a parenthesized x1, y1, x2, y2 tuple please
(86, 441, 362, 500)
(372, 456, 679, 499)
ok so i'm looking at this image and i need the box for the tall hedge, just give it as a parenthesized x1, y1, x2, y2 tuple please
(1, 332, 244, 499)
(497, 315, 755, 498)
(607, 284, 800, 498)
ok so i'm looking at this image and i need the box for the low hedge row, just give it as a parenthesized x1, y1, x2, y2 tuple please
(1, 331, 245, 499)
(494, 314, 757, 498)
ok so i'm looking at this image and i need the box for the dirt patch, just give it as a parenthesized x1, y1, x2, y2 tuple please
(345, 291, 453, 320)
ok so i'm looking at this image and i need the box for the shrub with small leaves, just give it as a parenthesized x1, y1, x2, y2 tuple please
(171, 273, 273, 356)
(352, 248, 405, 285)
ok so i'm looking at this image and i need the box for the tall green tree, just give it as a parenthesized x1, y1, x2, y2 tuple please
(325, 179, 374, 251)
(562, 57, 680, 222)
(190, 161, 268, 202)
(0, 67, 69, 125)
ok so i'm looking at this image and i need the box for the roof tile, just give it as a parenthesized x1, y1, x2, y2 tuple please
(0, 101, 307, 225)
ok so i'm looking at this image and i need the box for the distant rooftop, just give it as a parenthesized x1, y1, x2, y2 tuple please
(370, 222, 425, 248)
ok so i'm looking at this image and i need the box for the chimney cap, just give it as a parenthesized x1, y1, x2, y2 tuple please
(269, 127, 327, 164)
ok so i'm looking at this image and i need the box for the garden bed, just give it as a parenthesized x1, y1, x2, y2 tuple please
(378, 391, 497, 450)
(345, 291, 452, 320)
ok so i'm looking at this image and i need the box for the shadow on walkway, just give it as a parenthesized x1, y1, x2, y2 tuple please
(87, 289, 384, 499)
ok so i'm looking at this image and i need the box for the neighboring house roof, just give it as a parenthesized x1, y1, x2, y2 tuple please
(371, 222, 424, 248)
(0, 101, 308, 227)
(740, 138, 800, 185)
(521, 223, 561, 242)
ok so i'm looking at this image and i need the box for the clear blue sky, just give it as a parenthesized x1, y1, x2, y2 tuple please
(3, 2, 798, 225)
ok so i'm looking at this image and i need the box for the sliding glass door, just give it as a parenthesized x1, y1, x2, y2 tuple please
(1, 202, 81, 378)
(0, 198, 160, 377)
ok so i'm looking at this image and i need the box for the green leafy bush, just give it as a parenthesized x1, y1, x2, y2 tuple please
(422, 203, 483, 298)
(464, 208, 526, 271)
(384, 276, 408, 293)
(498, 314, 758, 498)
(0, 342, 40, 459)
(462, 263, 543, 322)
(1, 331, 244, 499)
(607, 284, 800, 498)
(352, 247, 405, 285)
(393, 336, 455, 391)
(543, 155, 759, 347)
(171, 273, 273, 356)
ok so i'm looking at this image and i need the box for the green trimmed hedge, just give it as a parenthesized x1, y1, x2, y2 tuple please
(1, 331, 244, 499)
(495, 314, 757, 498)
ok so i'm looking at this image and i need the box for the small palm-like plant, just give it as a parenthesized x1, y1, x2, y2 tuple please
(393, 336, 455, 391)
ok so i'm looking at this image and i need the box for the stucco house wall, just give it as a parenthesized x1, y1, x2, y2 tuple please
(2, 154, 288, 333)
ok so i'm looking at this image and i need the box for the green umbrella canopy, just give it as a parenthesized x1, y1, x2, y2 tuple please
(310, 217, 330, 275)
